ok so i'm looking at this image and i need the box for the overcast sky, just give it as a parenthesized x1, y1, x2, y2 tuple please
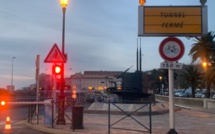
(0, 0, 215, 90)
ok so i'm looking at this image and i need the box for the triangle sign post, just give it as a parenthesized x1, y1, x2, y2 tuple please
(44, 43, 66, 63)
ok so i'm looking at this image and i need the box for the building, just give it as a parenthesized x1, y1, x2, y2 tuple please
(66, 71, 123, 92)
(6, 85, 14, 93)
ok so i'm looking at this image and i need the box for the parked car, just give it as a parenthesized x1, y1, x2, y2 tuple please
(178, 92, 191, 97)
(201, 93, 206, 98)
(174, 91, 182, 97)
(212, 94, 215, 99)
(164, 91, 169, 96)
(195, 92, 203, 98)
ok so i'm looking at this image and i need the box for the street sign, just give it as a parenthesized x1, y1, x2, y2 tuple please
(160, 62, 183, 69)
(44, 44, 66, 63)
(138, 6, 208, 36)
(159, 37, 184, 62)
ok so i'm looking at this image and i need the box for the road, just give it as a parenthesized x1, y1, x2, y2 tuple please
(0, 106, 48, 134)
(1, 103, 214, 134)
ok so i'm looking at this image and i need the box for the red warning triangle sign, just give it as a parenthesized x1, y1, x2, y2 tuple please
(44, 43, 66, 63)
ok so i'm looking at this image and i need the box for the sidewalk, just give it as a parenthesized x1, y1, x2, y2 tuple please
(25, 103, 215, 134)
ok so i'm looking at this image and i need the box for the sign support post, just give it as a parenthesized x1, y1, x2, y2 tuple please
(158, 37, 184, 134)
(168, 69, 177, 134)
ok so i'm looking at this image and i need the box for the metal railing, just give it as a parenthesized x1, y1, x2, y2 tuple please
(108, 100, 152, 134)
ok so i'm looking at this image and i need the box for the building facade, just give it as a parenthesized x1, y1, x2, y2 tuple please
(66, 71, 123, 92)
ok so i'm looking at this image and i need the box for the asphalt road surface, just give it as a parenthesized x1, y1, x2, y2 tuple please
(0, 106, 48, 134)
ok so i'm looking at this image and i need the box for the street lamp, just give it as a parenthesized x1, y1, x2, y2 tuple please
(202, 61, 210, 98)
(139, 0, 146, 5)
(56, 0, 68, 125)
(202, 62, 207, 68)
(61, 0, 68, 8)
(11, 57, 15, 92)
(159, 76, 162, 95)
(60, 0, 68, 55)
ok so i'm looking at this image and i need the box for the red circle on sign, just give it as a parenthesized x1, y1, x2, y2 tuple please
(159, 37, 184, 62)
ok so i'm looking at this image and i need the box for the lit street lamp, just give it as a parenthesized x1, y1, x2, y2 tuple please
(56, 0, 68, 125)
(202, 62, 207, 68)
(159, 76, 163, 94)
(202, 61, 210, 98)
(11, 57, 16, 92)
(139, 0, 146, 5)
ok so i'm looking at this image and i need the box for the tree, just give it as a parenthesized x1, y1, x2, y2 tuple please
(189, 31, 215, 63)
(189, 31, 215, 98)
(208, 57, 215, 94)
(181, 65, 202, 98)
(144, 68, 179, 95)
(161, 69, 178, 89)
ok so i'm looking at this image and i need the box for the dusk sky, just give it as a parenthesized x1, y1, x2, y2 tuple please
(0, 0, 215, 89)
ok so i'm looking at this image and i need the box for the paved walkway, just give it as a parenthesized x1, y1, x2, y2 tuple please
(25, 107, 215, 134)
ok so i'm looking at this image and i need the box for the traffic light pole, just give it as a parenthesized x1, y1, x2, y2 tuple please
(53, 73, 57, 118)
(57, 6, 66, 125)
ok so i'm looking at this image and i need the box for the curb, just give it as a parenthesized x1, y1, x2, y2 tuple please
(25, 123, 72, 134)
(175, 104, 215, 114)
(83, 109, 170, 115)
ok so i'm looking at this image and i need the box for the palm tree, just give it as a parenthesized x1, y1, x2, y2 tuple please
(148, 69, 161, 93)
(162, 69, 178, 80)
(181, 65, 202, 98)
(189, 31, 215, 98)
(189, 31, 215, 62)
(157, 69, 178, 95)
(208, 57, 215, 95)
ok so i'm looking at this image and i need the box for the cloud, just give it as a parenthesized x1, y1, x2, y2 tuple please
(0, 0, 215, 89)
(0, 74, 33, 80)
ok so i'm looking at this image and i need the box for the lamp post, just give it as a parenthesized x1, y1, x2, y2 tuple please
(202, 61, 210, 98)
(159, 76, 162, 95)
(200, 0, 207, 6)
(61, 0, 68, 55)
(57, 0, 68, 125)
(139, 0, 146, 5)
(11, 57, 15, 92)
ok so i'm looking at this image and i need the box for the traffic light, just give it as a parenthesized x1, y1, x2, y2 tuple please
(72, 85, 77, 99)
(0, 100, 8, 110)
(1, 100, 6, 106)
(53, 65, 62, 74)
(53, 64, 62, 79)
(72, 90, 77, 99)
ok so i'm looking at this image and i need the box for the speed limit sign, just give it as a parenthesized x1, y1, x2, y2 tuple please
(159, 37, 185, 62)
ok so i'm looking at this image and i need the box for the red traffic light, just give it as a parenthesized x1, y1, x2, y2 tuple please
(1, 100, 6, 106)
(55, 65, 61, 74)
(53, 65, 62, 75)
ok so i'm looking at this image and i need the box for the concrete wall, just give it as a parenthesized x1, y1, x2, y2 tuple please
(155, 95, 215, 110)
